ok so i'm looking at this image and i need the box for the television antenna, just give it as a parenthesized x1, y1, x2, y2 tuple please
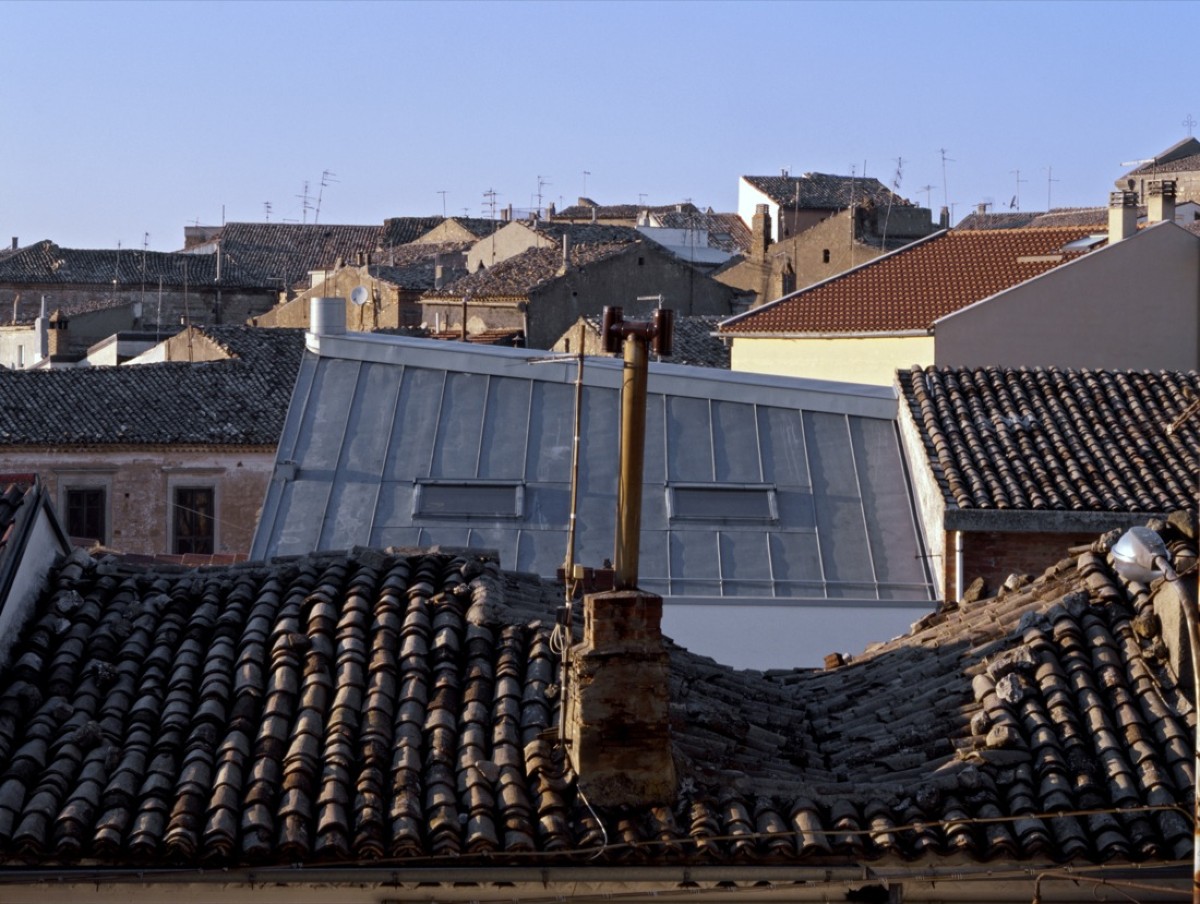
(437, 190, 447, 217)
(264, 202, 272, 221)
(582, 170, 591, 196)
(1009, 169, 1027, 210)
(1044, 165, 1060, 210)
(297, 181, 313, 224)
(938, 148, 954, 209)
(918, 184, 934, 208)
(536, 175, 551, 214)
(483, 188, 498, 220)
(314, 170, 338, 224)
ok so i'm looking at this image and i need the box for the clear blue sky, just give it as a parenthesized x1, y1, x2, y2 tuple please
(2, 0, 1195, 251)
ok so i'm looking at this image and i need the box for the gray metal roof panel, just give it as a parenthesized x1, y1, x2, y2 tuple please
(254, 333, 933, 603)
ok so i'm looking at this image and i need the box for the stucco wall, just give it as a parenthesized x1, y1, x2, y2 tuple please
(935, 223, 1200, 371)
(0, 448, 275, 555)
(466, 222, 550, 272)
(525, 246, 735, 349)
(254, 267, 422, 330)
(731, 335, 934, 385)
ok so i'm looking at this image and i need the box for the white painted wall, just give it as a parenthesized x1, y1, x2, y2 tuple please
(731, 335, 934, 385)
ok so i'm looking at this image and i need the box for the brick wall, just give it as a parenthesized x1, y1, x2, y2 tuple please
(0, 448, 274, 556)
(949, 529, 1098, 599)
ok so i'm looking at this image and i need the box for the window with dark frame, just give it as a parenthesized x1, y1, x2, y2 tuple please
(65, 487, 105, 543)
(414, 481, 522, 518)
(174, 486, 215, 555)
(668, 485, 777, 521)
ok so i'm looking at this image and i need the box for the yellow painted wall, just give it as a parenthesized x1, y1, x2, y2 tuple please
(730, 335, 934, 385)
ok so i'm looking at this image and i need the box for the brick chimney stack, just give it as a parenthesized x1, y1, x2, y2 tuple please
(751, 203, 772, 262)
(47, 309, 69, 358)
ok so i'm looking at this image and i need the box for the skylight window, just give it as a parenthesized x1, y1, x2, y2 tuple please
(414, 480, 523, 518)
(667, 484, 778, 522)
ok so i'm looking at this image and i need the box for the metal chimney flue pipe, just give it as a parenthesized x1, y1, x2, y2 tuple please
(605, 305, 674, 591)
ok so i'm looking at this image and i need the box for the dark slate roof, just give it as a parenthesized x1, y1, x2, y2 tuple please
(954, 211, 1043, 230)
(554, 201, 700, 220)
(0, 241, 271, 296)
(378, 217, 447, 248)
(187, 223, 389, 289)
(425, 244, 630, 299)
(0, 526, 1192, 871)
(1121, 137, 1200, 178)
(370, 243, 472, 292)
(517, 221, 643, 245)
(653, 210, 753, 254)
(435, 217, 498, 239)
(744, 172, 912, 210)
(0, 327, 304, 447)
(898, 365, 1200, 513)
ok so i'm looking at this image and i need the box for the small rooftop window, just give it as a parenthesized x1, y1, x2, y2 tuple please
(667, 484, 777, 522)
(414, 480, 523, 519)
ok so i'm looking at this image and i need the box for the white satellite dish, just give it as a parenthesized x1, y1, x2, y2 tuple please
(350, 286, 369, 306)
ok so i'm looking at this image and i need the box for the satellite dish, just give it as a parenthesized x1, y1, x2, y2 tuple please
(350, 286, 369, 306)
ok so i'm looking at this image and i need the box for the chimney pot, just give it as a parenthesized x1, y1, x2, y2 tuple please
(1108, 190, 1139, 242)
(1148, 180, 1177, 224)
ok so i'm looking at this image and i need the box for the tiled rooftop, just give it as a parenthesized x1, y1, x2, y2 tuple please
(379, 216, 447, 247)
(0, 327, 304, 447)
(425, 243, 630, 299)
(0, 524, 1192, 870)
(1123, 138, 1200, 177)
(369, 242, 472, 292)
(518, 221, 643, 245)
(745, 172, 911, 210)
(719, 227, 1098, 335)
(898, 365, 1200, 513)
(0, 480, 34, 573)
(554, 201, 699, 220)
(0, 241, 271, 321)
(652, 210, 753, 254)
(185, 223, 393, 290)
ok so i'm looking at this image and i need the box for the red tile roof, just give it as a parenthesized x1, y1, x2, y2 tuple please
(719, 227, 1100, 335)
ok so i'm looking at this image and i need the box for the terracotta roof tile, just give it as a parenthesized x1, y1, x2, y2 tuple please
(0, 528, 1193, 872)
(720, 227, 1099, 335)
(898, 365, 1200, 513)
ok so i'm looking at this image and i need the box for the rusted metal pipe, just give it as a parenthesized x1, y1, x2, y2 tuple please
(614, 330, 648, 590)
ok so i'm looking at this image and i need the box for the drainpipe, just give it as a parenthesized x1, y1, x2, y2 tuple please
(954, 530, 964, 602)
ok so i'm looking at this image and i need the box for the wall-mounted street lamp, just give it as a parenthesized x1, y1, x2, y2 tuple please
(1112, 526, 1200, 904)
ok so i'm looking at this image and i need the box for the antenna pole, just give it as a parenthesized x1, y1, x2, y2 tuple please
(438, 190, 447, 217)
(1045, 165, 1060, 210)
(939, 148, 954, 210)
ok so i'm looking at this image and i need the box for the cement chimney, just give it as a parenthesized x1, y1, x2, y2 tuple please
(1148, 180, 1177, 224)
(1109, 190, 1139, 243)
(939, 206, 950, 229)
(561, 234, 571, 271)
(751, 203, 772, 262)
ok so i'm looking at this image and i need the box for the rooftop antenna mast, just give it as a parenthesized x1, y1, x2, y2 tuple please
(437, 190, 447, 217)
(297, 181, 313, 224)
(536, 175, 551, 216)
(582, 170, 591, 196)
(314, 170, 338, 224)
(919, 184, 934, 209)
(483, 188, 498, 220)
(264, 202, 272, 222)
(939, 148, 954, 210)
(1009, 169, 1028, 210)
(141, 232, 149, 311)
(1044, 165, 1060, 210)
